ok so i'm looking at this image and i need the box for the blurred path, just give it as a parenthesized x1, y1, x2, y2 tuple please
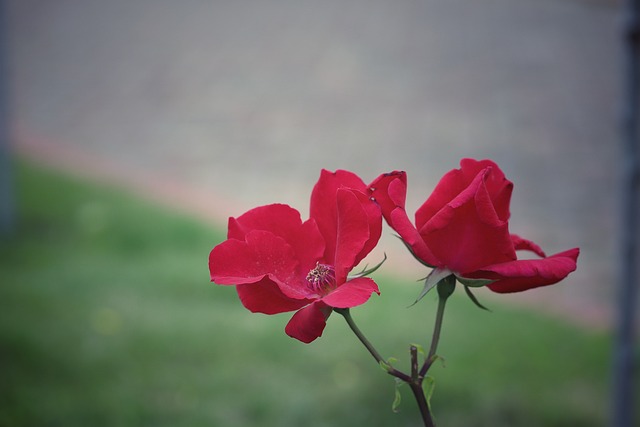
(7, 0, 622, 329)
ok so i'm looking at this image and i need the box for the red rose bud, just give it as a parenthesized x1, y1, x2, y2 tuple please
(369, 159, 579, 294)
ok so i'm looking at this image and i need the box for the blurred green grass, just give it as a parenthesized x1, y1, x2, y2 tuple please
(0, 162, 622, 426)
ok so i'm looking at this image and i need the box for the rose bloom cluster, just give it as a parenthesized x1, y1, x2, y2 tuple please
(209, 159, 579, 343)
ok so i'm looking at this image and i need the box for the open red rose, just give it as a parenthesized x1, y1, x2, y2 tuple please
(209, 170, 382, 343)
(369, 159, 579, 293)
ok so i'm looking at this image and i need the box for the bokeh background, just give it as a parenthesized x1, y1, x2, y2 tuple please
(2, 0, 635, 426)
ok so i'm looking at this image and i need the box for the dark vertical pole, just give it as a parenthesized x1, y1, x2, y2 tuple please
(0, 0, 13, 237)
(613, 0, 640, 425)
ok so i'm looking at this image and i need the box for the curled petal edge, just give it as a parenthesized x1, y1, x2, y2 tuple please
(321, 277, 380, 309)
(285, 301, 332, 343)
(478, 248, 580, 293)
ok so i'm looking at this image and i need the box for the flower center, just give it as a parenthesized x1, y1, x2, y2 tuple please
(306, 262, 336, 294)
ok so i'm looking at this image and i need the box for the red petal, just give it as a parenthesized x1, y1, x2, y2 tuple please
(389, 208, 439, 266)
(228, 204, 302, 241)
(420, 170, 516, 273)
(368, 171, 407, 221)
(511, 234, 546, 258)
(209, 238, 262, 285)
(296, 219, 327, 273)
(369, 172, 439, 266)
(478, 248, 580, 293)
(461, 159, 513, 221)
(236, 278, 311, 314)
(285, 301, 332, 343)
(415, 168, 468, 230)
(228, 204, 325, 272)
(350, 189, 382, 267)
(416, 159, 513, 229)
(333, 189, 374, 283)
(209, 230, 311, 300)
(321, 277, 380, 309)
(310, 169, 368, 263)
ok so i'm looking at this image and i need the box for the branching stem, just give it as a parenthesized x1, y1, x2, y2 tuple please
(335, 307, 437, 426)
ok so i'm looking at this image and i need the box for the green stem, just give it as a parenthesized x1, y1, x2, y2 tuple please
(420, 277, 453, 378)
(334, 308, 385, 364)
(336, 308, 435, 426)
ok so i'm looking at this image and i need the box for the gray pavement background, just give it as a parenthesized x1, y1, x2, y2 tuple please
(6, 0, 624, 327)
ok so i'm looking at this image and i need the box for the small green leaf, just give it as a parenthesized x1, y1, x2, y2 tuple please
(410, 268, 453, 307)
(392, 378, 403, 413)
(463, 285, 492, 311)
(455, 275, 495, 288)
(431, 355, 446, 368)
(349, 253, 387, 279)
(379, 357, 398, 373)
(422, 376, 436, 410)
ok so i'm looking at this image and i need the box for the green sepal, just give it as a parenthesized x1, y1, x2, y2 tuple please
(395, 235, 436, 268)
(392, 378, 403, 413)
(422, 376, 436, 410)
(409, 268, 453, 307)
(463, 285, 492, 312)
(349, 253, 387, 279)
(455, 275, 495, 288)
